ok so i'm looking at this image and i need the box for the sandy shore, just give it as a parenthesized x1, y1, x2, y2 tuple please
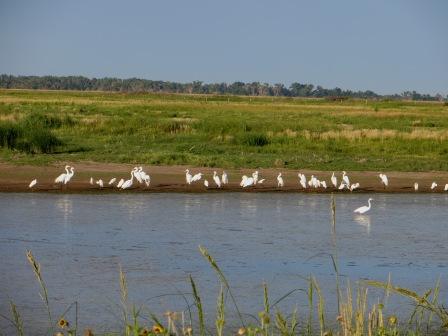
(1, 162, 448, 193)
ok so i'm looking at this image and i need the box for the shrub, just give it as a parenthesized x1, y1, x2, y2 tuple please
(0, 122, 21, 148)
(242, 133, 270, 147)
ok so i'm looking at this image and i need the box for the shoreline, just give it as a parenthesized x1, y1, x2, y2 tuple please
(1, 162, 448, 193)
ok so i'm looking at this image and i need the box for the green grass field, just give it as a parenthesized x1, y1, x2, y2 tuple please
(1, 89, 447, 171)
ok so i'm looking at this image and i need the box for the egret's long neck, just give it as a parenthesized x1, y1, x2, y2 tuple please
(368, 199, 371, 208)
(65, 167, 69, 174)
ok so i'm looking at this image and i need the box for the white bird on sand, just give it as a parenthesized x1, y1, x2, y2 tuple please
(134, 167, 143, 184)
(342, 171, 350, 186)
(354, 198, 373, 214)
(96, 179, 103, 188)
(29, 179, 37, 189)
(204, 179, 209, 188)
(221, 171, 228, 185)
(379, 173, 388, 188)
(241, 175, 254, 187)
(331, 172, 337, 188)
(108, 178, 116, 185)
(185, 169, 193, 185)
(444, 184, 448, 191)
(252, 171, 259, 184)
(213, 171, 221, 188)
(191, 173, 203, 183)
(277, 173, 284, 187)
(298, 173, 307, 189)
(55, 165, 70, 183)
(321, 181, 327, 189)
(350, 182, 360, 191)
(64, 167, 75, 184)
(258, 178, 266, 184)
(414, 182, 418, 191)
(431, 182, 437, 190)
(121, 170, 135, 190)
(338, 182, 347, 190)
(117, 178, 124, 188)
(89, 177, 94, 185)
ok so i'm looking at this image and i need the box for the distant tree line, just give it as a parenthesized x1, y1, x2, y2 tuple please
(0, 74, 446, 101)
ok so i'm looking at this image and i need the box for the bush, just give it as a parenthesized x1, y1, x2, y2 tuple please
(242, 133, 270, 147)
(0, 122, 21, 148)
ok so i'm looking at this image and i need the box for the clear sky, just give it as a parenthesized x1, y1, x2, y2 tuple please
(1, 0, 447, 95)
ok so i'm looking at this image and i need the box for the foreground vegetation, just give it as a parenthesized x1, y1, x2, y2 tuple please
(1, 89, 448, 171)
(2, 199, 447, 335)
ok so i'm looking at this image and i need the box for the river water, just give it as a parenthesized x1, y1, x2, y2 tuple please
(0, 193, 447, 333)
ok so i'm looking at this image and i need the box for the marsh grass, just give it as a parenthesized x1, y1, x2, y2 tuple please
(3, 199, 448, 335)
(1, 89, 448, 170)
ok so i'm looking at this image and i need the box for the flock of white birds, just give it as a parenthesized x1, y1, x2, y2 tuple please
(27, 166, 448, 214)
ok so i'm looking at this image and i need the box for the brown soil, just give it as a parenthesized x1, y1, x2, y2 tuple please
(1, 162, 447, 193)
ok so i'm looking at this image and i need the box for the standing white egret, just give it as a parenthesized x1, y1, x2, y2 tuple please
(379, 173, 388, 188)
(64, 167, 75, 184)
(331, 172, 337, 188)
(29, 179, 37, 189)
(342, 171, 350, 187)
(134, 167, 143, 184)
(121, 170, 135, 190)
(277, 173, 284, 187)
(55, 165, 70, 183)
(96, 179, 104, 188)
(298, 173, 307, 189)
(108, 178, 116, 185)
(252, 171, 259, 185)
(444, 184, 448, 191)
(213, 171, 221, 188)
(89, 177, 94, 185)
(354, 198, 373, 214)
(221, 171, 228, 185)
(117, 178, 124, 188)
(321, 181, 327, 189)
(431, 182, 437, 190)
(414, 182, 418, 191)
(204, 179, 209, 188)
(185, 169, 193, 185)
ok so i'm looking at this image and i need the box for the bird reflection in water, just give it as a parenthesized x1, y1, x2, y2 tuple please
(354, 215, 371, 234)
(56, 195, 73, 225)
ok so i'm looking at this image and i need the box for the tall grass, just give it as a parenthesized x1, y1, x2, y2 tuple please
(1, 89, 448, 170)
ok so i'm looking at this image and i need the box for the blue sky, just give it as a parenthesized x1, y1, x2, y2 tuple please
(1, 0, 447, 95)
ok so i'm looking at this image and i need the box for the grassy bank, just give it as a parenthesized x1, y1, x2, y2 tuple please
(0, 89, 448, 171)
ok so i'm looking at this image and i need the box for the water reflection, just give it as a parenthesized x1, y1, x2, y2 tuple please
(353, 215, 371, 234)
(55, 195, 73, 225)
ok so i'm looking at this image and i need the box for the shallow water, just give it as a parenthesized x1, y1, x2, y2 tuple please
(0, 192, 447, 333)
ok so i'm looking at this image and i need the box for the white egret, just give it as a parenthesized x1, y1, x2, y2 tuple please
(96, 179, 104, 188)
(298, 173, 307, 189)
(342, 171, 350, 186)
(338, 183, 346, 190)
(321, 181, 327, 189)
(134, 167, 143, 184)
(191, 173, 203, 182)
(108, 178, 116, 185)
(350, 182, 360, 191)
(379, 173, 388, 188)
(89, 177, 94, 185)
(241, 175, 254, 187)
(221, 171, 228, 184)
(121, 171, 135, 190)
(64, 167, 75, 184)
(354, 198, 373, 214)
(55, 165, 70, 183)
(213, 171, 221, 188)
(252, 171, 259, 184)
(431, 182, 437, 190)
(185, 169, 193, 185)
(29, 179, 37, 189)
(444, 184, 448, 191)
(331, 172, 337, 188)
(277, 173, 284, 187)
(204, 179, 209, 188)
(258, 178, 266, 184)
(117, 178, 124, 188)
(414, 182, 418, 191)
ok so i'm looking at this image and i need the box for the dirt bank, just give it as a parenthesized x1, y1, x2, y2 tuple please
(0, 162, 447, 193)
